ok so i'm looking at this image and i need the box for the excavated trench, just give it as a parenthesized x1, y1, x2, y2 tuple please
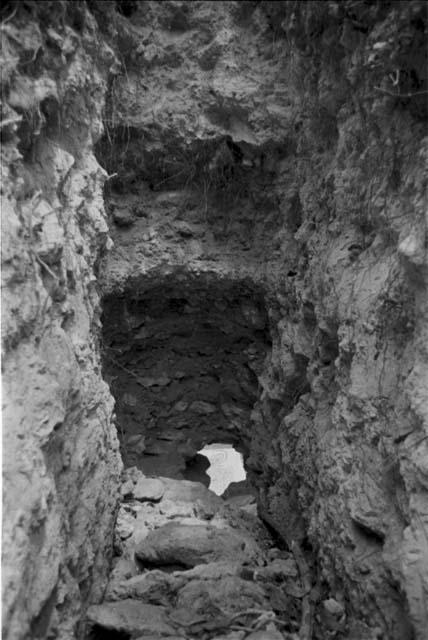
(2, 2, 427, 639)
(94, 275, 318, 640)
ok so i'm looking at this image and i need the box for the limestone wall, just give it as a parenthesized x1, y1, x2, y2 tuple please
(1, 4, 121, 638)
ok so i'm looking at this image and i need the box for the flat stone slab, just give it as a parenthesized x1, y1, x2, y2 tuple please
(175, 574, 268, 617)
(134, 477, 165, 502)
(86, 600, 175, 636)
(106, 570, 178, 604)
(135, 521, 261, 568)
(160, 477, 222, 517)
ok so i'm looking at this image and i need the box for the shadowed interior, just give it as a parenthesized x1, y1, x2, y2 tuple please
(102, 274, 271, 482)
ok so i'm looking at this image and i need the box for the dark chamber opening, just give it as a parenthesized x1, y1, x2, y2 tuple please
(101, 274, 271, 482)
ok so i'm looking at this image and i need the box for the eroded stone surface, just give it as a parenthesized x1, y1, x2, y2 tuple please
(1, 4, 122, 638)
(2, 2, 427, 639)
(86, 600, 175, 636)
(136, 521, 261, 568)
(134, 477, 165, 502)
(90, 474, 300, 639)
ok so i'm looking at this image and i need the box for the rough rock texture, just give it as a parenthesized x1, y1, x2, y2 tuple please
(1, 4, 122, 639)
(87, 473, 303, 639)
(86, 600, 176, 637)
(135, 521, 262, 568)
(2, 2, 427, 640)
(95, 2, 427, 639)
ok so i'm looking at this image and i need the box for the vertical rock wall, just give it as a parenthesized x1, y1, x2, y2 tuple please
(1, 4, 121, 638)
(249, 4, 428, 638)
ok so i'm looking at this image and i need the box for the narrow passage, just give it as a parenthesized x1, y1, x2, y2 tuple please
(86, 468, 307, 640)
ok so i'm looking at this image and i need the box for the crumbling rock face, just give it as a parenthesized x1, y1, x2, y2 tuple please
(2, 2, 427, 640)
(1, 3, 122, 639)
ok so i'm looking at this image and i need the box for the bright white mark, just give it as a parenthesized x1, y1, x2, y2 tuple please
(198, 443, 246, 495)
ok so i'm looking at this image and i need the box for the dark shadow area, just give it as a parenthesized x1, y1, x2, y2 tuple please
(89, 626, 130, 640)
(183, 453, 210, 487)
(101, 274, 271, 480)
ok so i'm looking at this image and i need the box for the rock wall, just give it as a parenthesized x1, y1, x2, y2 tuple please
(2, 2, 427, 639)
(94, 2, 427, 639)
(1, 3, 122, 638)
